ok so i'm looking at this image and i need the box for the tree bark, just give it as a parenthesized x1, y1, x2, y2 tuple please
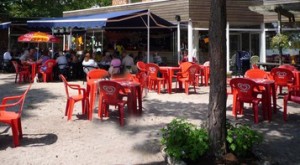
(207, 0, 227, 158)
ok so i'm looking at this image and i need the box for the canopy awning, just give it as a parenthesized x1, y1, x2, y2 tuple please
(27, 9, 174, 29)
(0, 22, 11, 30)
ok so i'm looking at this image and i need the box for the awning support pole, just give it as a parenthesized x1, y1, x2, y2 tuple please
(147, 9, 150, 63)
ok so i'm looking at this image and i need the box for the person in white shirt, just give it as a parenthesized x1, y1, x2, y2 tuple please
(82, 52, 98, 74)
(121, 51, 134, 73)
(56, 51, 68, 70)
(3, 49, 12, 62)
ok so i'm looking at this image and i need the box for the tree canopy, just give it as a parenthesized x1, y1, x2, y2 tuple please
(0, 0, 112, 18)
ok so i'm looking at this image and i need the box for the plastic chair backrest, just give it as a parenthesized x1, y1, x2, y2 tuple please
(179, 62, 193, 77)
(60, 74, 71, 98)
(86, 69, 109, 81)
(0, 84, 31, 115)
(279, 64, 297, 71)
(244, 69, 268, 79)
(230, 78, 260, 102)
(42, 59, 56, 74)
(146, 63, 160, 79)
(270, 67, 295, 85)
(187, 64, 201, 82)
(12, 61, 20, 73)
(137, 61, 146, 72)
(136, 71, 148, 88)
(99, 80, 126, 104)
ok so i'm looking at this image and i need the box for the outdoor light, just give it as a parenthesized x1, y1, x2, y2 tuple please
(175, 15, 181, 22)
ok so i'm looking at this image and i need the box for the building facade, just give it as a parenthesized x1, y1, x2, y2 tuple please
(64, 0, 300, 70)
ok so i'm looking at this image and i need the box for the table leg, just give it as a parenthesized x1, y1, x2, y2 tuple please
(88, 83, 96, 120)
(131, 86, 137, 114)
(137, 86, 142, 114)
(265, 85, 272, 121)
(271, 83, 277, 114)
(168, 69, 173, 94)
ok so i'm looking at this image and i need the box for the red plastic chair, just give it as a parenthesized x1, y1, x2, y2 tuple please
(98, 80, 128, 126)
(86, 69, 109, 81)
(279, 64, 297, 72)
(230, 78, 264, 123)
(283, 86, 300, 121)
(176, 64, 201, 95)
(244, 68, 269, 79)
(135, 71, 149, 97)
(38, 59, 56, 82)
(0, 84, 31, 147)
(270, 67, 295, 94)
(174, 62, 193, 79)
(137, 61, 147, 73)
(60, 74, 89, 121)
(11, 61, 31, 83)
(145, 63, 166, 94)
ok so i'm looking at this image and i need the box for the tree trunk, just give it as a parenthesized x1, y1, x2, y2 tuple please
(207, 0, 227, 158)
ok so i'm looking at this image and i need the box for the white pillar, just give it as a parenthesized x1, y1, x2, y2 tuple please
(226, 22, 230, 72)
(51, 28, 54, 58)
(259, 23, 266, 63)
(177, 21, 181, 64)
(68, 28, 72, 50)
(63, 35, 66, 51)
(188, 19, 193, 62)
(193, 30, 199, 61)
(8, 27, 11, 50)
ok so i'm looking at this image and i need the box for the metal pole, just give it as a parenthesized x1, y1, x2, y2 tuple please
(101, 30, 104, 53)
(51, 28, 54, 58)
(147, 9, 150, 63)
(8, 27, 11, 50)
(177, 20, 181, 64)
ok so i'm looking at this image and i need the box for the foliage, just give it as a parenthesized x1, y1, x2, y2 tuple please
(226, 123, 263, 157)
(161, 118, 209, 161)
(2, 0, 112, 18)
(270, 33, 290, 50)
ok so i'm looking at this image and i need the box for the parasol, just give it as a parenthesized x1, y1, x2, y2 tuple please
(18, 31, 60, 60)
(18, 31, 60, 43)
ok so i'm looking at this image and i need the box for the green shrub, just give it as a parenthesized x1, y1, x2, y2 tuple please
(226, 123, 263, 157)
(161, 118, 209, 161)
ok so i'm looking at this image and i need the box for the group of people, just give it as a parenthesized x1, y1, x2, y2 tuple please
(2, 46, 167, 80)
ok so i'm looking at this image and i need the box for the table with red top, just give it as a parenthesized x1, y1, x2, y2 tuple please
(112, 79, 142, 114)
(159, 66, 181, 94)
(25, 62, 37, 82)
(231, 78, 276, 122)
(199, 65, 210, 86)
(87, 78, 142, 120)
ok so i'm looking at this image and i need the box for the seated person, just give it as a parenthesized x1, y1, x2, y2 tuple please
(108, 53, 122, 76)
(98, 51, 112, 70)
(82, 51, 98, 74)
(19, 48, 36, 65)
(56, 51, 69, 77)
(2, 49, 13, 72)
(121, 51, 134, 73)
(37, 50, 51, 72)
(153, 52, 163, 65)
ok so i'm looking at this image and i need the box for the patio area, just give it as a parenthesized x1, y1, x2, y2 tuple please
(0, 73, 300, 164)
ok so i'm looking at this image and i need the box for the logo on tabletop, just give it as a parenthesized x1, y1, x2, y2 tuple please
(149, 67, 156, 73)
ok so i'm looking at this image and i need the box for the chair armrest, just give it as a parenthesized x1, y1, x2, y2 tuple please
(68, 84, 87, 96)
(1, 95, 23, 105)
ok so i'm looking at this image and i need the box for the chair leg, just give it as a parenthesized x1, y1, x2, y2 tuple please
(11, 120, 20, 147)
(184, 82, 189, 95)
(65, 100, 70, 116)
(253, 103, 259, 124)
(17, 118, 23, 139)
(67, 100, 75, 120)
(283, 97, 288, 121)
(81, 99, 85, 115)
(119, 105, 124, 126)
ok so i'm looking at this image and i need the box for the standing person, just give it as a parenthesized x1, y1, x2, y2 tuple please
(82, 51, 98, 74)
(121, 51, 134, 73)
(153, 52, 163, 65)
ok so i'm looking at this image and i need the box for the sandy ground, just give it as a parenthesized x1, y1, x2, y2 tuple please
(0, 73, 300, 165)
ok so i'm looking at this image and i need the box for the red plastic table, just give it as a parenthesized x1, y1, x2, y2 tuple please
(159, 66, 181, 94)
